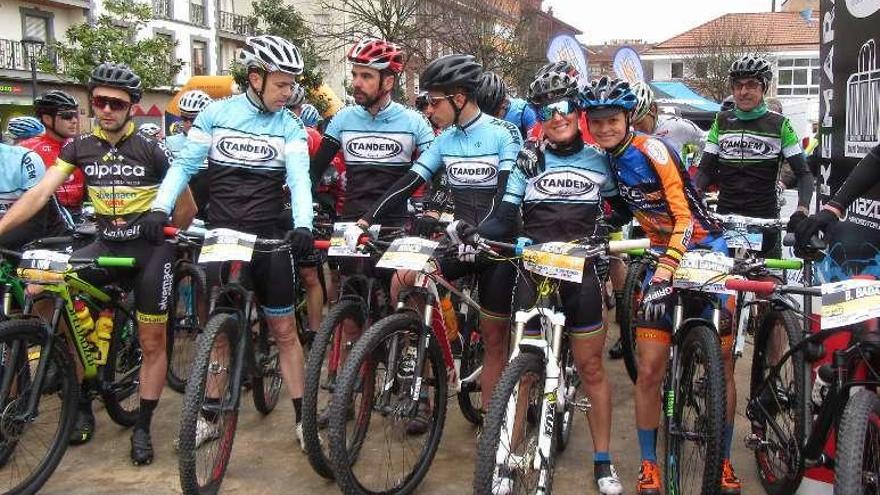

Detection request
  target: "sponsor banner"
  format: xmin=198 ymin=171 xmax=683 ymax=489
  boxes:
xmin=209 ymin=129 xmax=285 ymax=170
xmin=443 ymin=156 xmax=500 ymax=188
xmin=612 ymin=46 xmax=645 ymax=84
xmin=198 ymin=228 xmax=257 ymax=263
xmin=339 ymin=131 xmax=415 ymax=164
xmin=546 ymin=34 xmax=589 ymax=87
xmin=820 ymin=278 xmax=880 ymax=328
xmin=521 ymin=242 xmax=589 ymax=283
xmin=376 ymin=237 xmax=438 ymax=271
xmin=672 ymin=250 xmax=737 ymax=294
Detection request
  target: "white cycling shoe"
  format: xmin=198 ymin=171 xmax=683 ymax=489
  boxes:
xmin=595 ymin=463 xmax=623 ymax=495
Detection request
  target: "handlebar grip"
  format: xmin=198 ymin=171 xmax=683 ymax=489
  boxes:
xmin=314 ymin=239 xmax=330 ymax=250
xmin=163 ymin=226 xmax=180 ymax=237
xmin=764 ymin=258 xmax=803 ymax=270
xmin=94 ymin=256 xmax=137 ymax=268
xmin=609 ymin=238 xmax=651 ymax=253
xmin=725 ymin=278 xmax=776 ymax=295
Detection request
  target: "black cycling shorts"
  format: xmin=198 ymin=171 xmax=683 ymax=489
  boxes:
xmin=203 ymin=242 xmax=297 ymax=317
xmin=73 ymin=238 xmax=175 ymax=324
xmin=514 ymin=262 xmax=604 ymax=337
xmin=437 ymin=255 xmax=515 ymax=317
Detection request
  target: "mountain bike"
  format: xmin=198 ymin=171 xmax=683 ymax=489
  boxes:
xmin=166 ymin=223 xmax=207 ymax=393
xmin=175 ymin=227 xmax=330 ymax=495
xmin=327 ymin=230 xmax=498 ymax=494
xmin=0 ymin=247 xmax=139 ymax=495
xmin=473 ymin=235 xmax=648 ymax=495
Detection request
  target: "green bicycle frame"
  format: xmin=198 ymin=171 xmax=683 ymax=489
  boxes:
xmin=0 ymin=260 xmax=27 ymax=315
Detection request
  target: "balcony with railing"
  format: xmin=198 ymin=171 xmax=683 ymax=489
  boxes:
xmin=0 ymin=39 xmax=63 ymax=72
xmin=217 ymin=11 xmax=256 ymax=37
xmin=190 ymin=2 xmax=206 ymax=26
xmin=152 ymin=0 xmax=172 ymax=19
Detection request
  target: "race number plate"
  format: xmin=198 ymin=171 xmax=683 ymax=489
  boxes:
xmin=673 ymin=250 xmax=736 ymax=294
xmin=17 ymin=250 xmax=71 ymax=283
xmin=820 ymin=279 xmax=880 ymax=329
xmin=522 ymin=242 xmax=589 ymax=283
xmin=197 ymin=229 xmax=257 ymax=263
xmin=328 ymin=222 xmax=381 ymax=258
xmin=375 ymin=237 xmax=438 ymax=271
xmin=723 ymin=228 xmax=763 ymax=250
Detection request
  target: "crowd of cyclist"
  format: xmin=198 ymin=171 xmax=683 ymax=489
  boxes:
xmin=0 ymin=29 xmax=871 ymax=494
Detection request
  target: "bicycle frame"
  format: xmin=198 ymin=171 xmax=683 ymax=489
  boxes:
xmin=0 ymin=260 xmax=26 ymax=316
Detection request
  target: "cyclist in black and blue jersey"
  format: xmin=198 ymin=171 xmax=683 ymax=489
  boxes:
xmin=147 ymin=35 xmax=316 ymax=450
xmin=478 ymin=69 xmax=625 ymax=495
xmin=354 ymin=54 xmax=523 ymax=417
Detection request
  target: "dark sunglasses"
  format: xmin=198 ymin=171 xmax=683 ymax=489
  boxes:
xmin=425 ymin=94 xmax=452 ymax=107
xmin=536 ymin=100 xmax=579 ymax=122
xmin=56 ymin=110 xmax=79 ymax=120
xmin=91 ymin=95 xmax=131 ymax=112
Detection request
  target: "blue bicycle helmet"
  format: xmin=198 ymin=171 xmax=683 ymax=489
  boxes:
xmin=6 ymin=116 xmax=45 ymax=140
xmin=299 ymin=103 xmax=322 ymax=128
xmin=579 ymin=76 xmax=637 ymax=119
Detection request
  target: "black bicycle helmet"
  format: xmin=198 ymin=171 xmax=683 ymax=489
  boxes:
xmin=729 ymin=55 xmax=773 ymax=86
xmin=527 ymin=71 xmax=578 ymax=106
xmin=535 ymin=60 xmax=579 ymax=79
xmin=33 ymin=90 xmax=78 ymax=115
xmin=420 ymin=54 xmax=483 ymax=93
xmin=475 ymin=71 xmax=507 ymax=114
xmin=88 ymin=62 xmax=143 ymax=103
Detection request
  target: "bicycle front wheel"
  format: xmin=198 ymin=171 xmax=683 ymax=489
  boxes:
xmin=620 ymin=258 xmax=649 ymax=384
xmin=749 ymin=308 xmax=808 ymax=495
xmin=250 ymin=304 xmax=281 ymax=415
xmin=101 ymin=305 xmax=141 ymax=426
xmin=167 ymin=262 xmax=207 ymax=394
xmin=178 ymin=313 xmax=241 ymax=495
xmin=0 ymin=319 xmax=77 ymax=495
xmin=328 ymin=313 xmax=447 ymax=495
xmin=834 ymin=389 xmax=880 ymax=494
xmin=664 ymin=324 xmax=725 ymax=495
xmin=474 ymin=351 xmax=547 ymax=495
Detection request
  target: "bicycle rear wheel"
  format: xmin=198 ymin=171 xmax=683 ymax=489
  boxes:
xmin=101 ymin=305 xmax=141 ymax=427
xmin=835 ymin=389 xmax=880 ymax=494
xmin=620 ymin=258 xmax=649 ymax=384
xmin=250 ymin=304 xmax=281 ymax=415
xmin=302 ymin=298 xmax=366 ymax=479
xmin=663 ymin=324 xmax=725 ymax=495
xmin=749 ymin=308 xmax=808 ymax=495
xmin=0 ymin=319 xmax=77 ymax=495
xmin=329 ymin=312 xmax=447 ymax=495
xmin=178 ymin=313 xmax=241 ymax=495
xmin=167 ymin=262 xmax=206 ymax=394
xmin=473 ymin=351 xmax=547 ymax=495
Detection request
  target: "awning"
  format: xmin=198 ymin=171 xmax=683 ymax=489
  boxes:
xmin=649 ymin=81 xmax=720 ymax=113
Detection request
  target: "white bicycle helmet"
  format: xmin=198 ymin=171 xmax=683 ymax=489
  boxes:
xmin=237 ymin=35 xmax=304 ymax=75
xmin=631 ymin=81 xmax=655 ymax=123
xmin=178 ymin=90 xmax=213 ymax=117
xmin=138 ymin=122 xmax=161 ymax=137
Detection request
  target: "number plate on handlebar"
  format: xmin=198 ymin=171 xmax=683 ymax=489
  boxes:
xmin=197 ymin=229 xmax=257 ymax=264
xmin=673 ymin=250 xmax=737 ymax=294
xmin=722 ymin=228 xmax=763 ymax=250
xmin=820 ymin=279 xmax=880 ymax=329
xmin=375 ymin=237 xmax=438 ymax=271
xmin=522 ymin=242 xmax=589 ymax=283
xmin=17 ymin=250 xmax=71 ymax=282
xmin=329 ymin=222 xmax=381 ymax=258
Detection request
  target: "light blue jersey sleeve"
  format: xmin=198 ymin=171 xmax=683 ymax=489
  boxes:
xmin=411 ymin=129 xmax=448 ymax=181
xmin=23 ymin=150 xmax=45 ymax=189
xmin=520 ymin=104 xmax=538 ymax=134
xmin=323 ymin=107 xmax=345 ymax=142
xmin=414 ymin=115 xmax=435 ymax=153
xmin=283 ymin=118 xmax=314 ymax=230
xmin=151 ymin=107 xmax=215 ymax=213
xmin=498 ymin=121 xmax=524 ymax=172
xmin=501 ymin=159 xmax=527 ymax=205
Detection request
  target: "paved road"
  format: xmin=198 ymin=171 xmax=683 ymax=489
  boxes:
xmin=42 ymin=325 xmax=762 ymax=494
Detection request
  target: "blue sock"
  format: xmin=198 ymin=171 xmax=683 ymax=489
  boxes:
xmin=637 ymin=428 xmax=657 ymax=462
xmin=723 ymin=423 xmax=734 ymax=459
xmin=594 ymin=451 xmax=611 ymax=464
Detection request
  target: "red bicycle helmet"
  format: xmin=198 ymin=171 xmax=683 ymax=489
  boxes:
xmin=347 ymin=38 xmax=404 ymax=74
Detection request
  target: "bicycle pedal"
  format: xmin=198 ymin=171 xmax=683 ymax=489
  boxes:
xmin=743 ymin=433 xmax=769 ymax=451
xmin=208 ymin=362 xmax=228 ymax=375
xmin=573 ymin=398 xmax=591 ymax=413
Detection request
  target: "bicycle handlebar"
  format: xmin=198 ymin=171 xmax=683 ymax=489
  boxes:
xmin=714 ymin=213 xmax=786 ymax=228
xmin=724 ymin=278 xmax=821 ymax=297
xmin=163 ymin=226 xmax=332 ymax=250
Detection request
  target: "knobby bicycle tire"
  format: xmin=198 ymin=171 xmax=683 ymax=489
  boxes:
xmin=250 ymin=303 xmax=281 ymax=415
xmin=167 ymin=262 xmax=207 ymax=394
xmin=0 ymin=319 xmax=77 ymax=495
xmin=178 ymin=313 xmax=241 ymax=495
xmin=555 ymin=342 xmax=579 ymax=453
xmin=620 ymin=258 xmax=649 ymax=384
xmin=473 ymin=351 xmax=547 ymax=495
xmin=101 ymin=305 xmax=141 ymax=427
xmin=302 ymin=299 xmax=365 ymax=479
xmin=664 ymin=324 xmax=725 ymax=495
xmin=329 ymin=312 xmax=447 ymax=495
xmin=749 ymin=308 xmax=808 ymax=495
xmin=834 ymin=389 xmax=880 ymax=494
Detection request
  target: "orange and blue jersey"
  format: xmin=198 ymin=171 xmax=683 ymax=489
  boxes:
xmin=609 ymin=132 xmax=720 ymax=274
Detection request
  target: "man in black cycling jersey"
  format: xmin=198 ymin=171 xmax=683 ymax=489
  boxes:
xmin=697 ymin=55 xmax=814 ymax=258
xmin=0 ymin=62 xmax=196 ymax=465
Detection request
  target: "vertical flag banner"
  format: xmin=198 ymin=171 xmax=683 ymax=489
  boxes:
xmin=612 ymin=46 xmax=645 ymax=84
xmin=547 ymin=34 xmax=589 ymax=87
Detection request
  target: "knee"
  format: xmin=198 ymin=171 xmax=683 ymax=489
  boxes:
xmin=270 ymin=322 xmax=301 ymax=348
xmin=300 ymin=267 xmax=320 ymax=288
xmin=138 ymin=328 xmax=166 ymax=356
xmin=635 ymin=358 xmax=664 ymax=391
xmin=481 ymin=327 xmax=509 ymax=352
xmin=575 ymin=352 xmax=605 ymax=387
